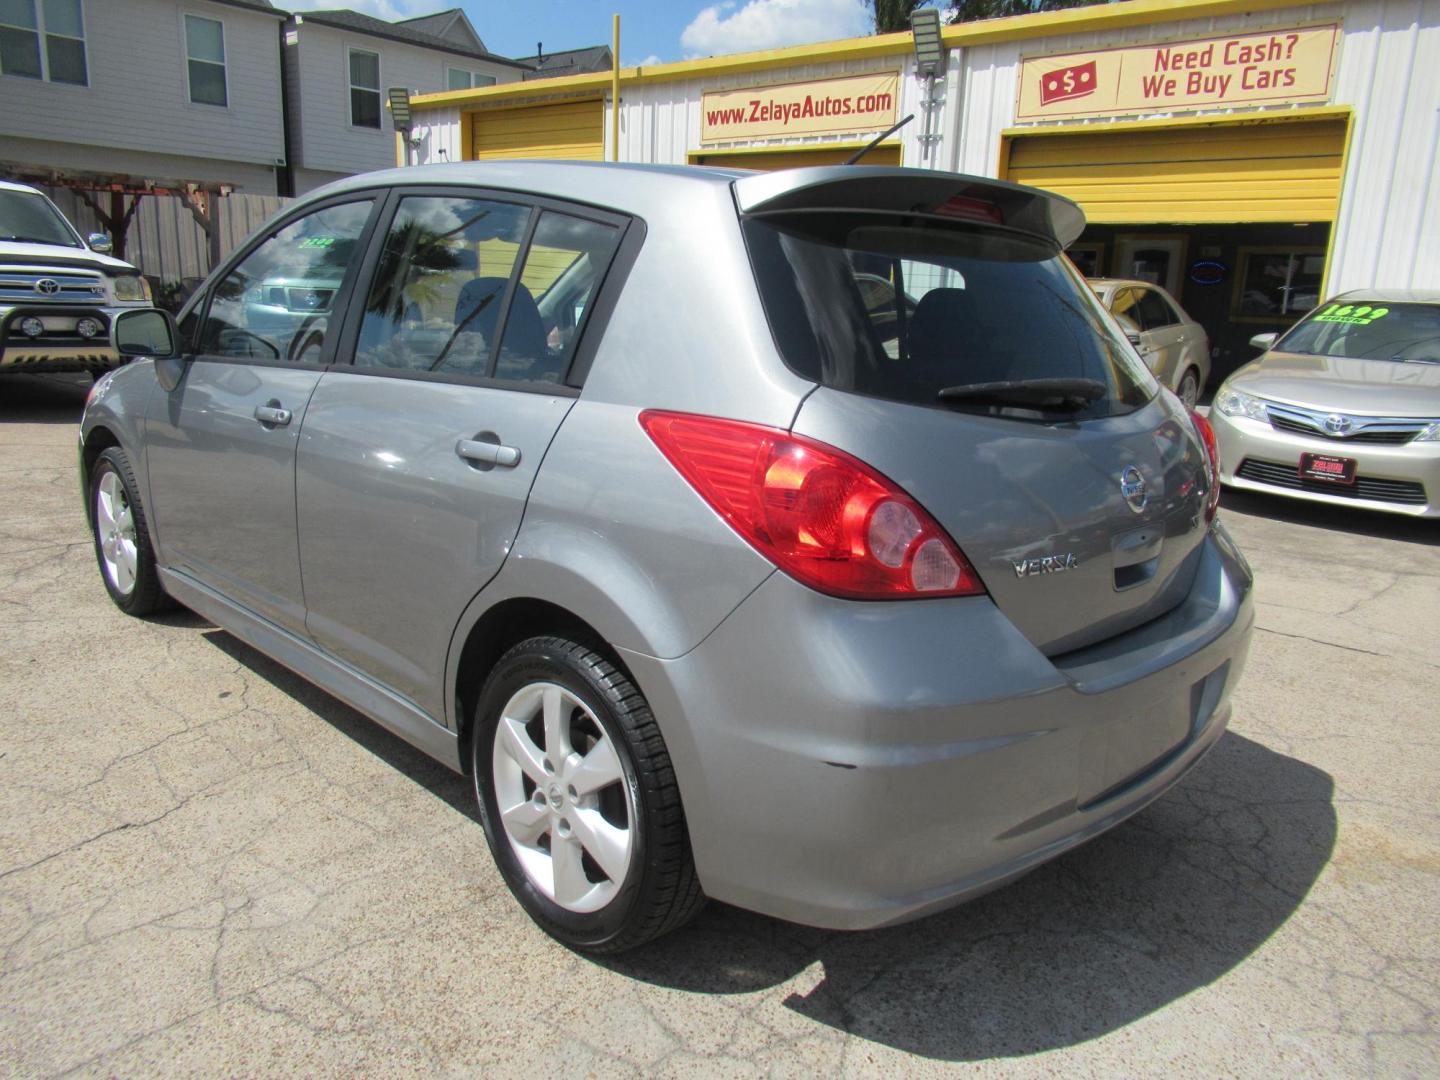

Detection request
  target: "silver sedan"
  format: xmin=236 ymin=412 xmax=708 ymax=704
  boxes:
xmin=1210 ymin=290 xmax=1440 ymax=517
xmin=1090 ymin=277 xmax=1211 ymax=409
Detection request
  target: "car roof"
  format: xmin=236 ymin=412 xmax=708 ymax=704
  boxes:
xmin=0 ymin=179 xmax=43 ymax=195
xmin=298 ymin=161 xmax=1087 ymax=248
xmin=303 ymin=161 xmax=749 ymax=215
xmin=1088 ymin=277 xmax=1169 ymax=293
xmin=1327 ymin=289 xmax=1440 ymax=304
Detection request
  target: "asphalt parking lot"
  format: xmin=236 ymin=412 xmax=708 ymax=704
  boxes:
xmin=1 ymin=372 xmax=1437 ymax=1078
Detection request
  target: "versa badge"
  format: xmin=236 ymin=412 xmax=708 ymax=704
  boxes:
xmin=1011 ymin=552 xmax=1079 ymax=578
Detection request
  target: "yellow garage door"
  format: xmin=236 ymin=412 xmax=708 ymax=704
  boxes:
xmin=1005 ymin=118 xmax=1346 ymax=224
xmin=469 ymin=99 xmax=604 ymax=161
xmin=692 ymin=144 xmax=901 ymax=171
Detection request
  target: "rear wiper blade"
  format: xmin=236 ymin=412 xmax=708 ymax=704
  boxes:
xmin=937 ymin=378 xmax=1106 ymax=409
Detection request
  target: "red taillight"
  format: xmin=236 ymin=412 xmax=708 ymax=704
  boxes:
xmin=639 ymin=411 xmax=986 ymax=600
xmin=1190 ymin=409 xmax=1221 ymax=522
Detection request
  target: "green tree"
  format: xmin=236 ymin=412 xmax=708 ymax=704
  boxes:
xmin=873 ymin=0 xmax=932 ymax=34
xmin=947 ymin=0 xmax=1107 ymax=23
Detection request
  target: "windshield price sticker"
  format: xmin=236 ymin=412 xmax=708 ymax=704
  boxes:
xmin=1313 ymin=303 xmax=1390 ymax=326
xmin=300 ymin=237 xmax=337 ymax=249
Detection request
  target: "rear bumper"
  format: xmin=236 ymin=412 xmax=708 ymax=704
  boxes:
xmin=1211 ymin=407 xmax=1439 ymax=517
xmin=621 ymin=523 xmax=1254 ymax=930
xmin=0 ymin=304 xmax=123 ymax=373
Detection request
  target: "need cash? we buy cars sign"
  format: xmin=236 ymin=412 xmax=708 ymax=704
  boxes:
xmin=701 ymin=72 xmax=899 ymax=145
xmin=1016 ymin=25 xmax=1340 ymax=121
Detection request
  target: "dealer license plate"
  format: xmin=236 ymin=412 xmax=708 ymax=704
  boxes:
xmin=1299 ymin=452 xmax=1356 ymax=485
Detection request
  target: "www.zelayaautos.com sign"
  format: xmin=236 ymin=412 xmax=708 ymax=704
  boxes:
xmin=700 ymin=72 xmax=899 ymax=145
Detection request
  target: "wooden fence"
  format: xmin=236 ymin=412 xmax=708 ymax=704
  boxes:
xmin=39 ymin=186 xmax=290 ymax=306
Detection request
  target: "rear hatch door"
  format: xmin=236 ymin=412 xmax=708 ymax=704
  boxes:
xmin=737 ymin=168 xmax=1214 ymax=655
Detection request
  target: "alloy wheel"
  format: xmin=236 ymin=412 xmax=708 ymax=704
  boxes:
xmin=491 ymin=681 xmax=636 ymax=913
xmin=96 ymin=470 xmax=138 ymax=597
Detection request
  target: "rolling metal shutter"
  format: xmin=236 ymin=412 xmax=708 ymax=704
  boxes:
xmin=692 ymin=144 xmax=902 ymax=170
xmin=1004 ymin=118 xmax=1346 ymax=224
xmin=469 ymin=99 xmax=604 ymax=161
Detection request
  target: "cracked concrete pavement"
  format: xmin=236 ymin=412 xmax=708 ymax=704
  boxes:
xmin=1 ymin=372 xmax=1437 ymax=1077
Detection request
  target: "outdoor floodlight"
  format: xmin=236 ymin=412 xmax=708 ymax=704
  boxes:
xmin=911 ymin=8 xmax=945 ymax=78
xmin=388 ymin=87 xmax=412 ymax=132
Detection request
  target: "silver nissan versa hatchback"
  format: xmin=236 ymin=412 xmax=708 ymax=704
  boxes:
xmin=81 ymin=162 xmax=1254 ymax=953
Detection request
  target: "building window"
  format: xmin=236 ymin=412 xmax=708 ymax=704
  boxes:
xmin=349 ymin=48 xmax=381 ymax=129
xmin=446 ymin=66 xmax=496 ymax=91
xmin=184 ymin=14 xmax=226 ymax=106
xmin=1234 ymin=248 xmax=1326 ymax=321
xmin=0 ymin=0 xmax=88 ymax=85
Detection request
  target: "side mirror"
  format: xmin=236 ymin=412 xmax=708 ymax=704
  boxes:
xmin=1249 ymin=331 xmax=1278 ymax=352
xmin=113 ymin=308 xmax=178 ymax=357
xmin=87 ymin=232 xmax=113 ymax=254
xmin=112 ymin=309 xmax=187 ymax=391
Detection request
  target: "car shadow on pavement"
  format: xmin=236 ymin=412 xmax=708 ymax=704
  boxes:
xmin=0 ymin=373 xmax=93 ymax=424
xmin=197 ymin=626 xmax=1335 ymax=1062
xmin=1222 ymin=489 xmax=1438 ymax=545
xmin=200 ymin=628 xmax=480 ymax=822
xmin=602 ymin=731 xmax=1337 ymax=1061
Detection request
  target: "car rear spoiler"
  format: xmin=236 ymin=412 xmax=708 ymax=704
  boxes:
xmin=732 ymin=166 xmax=1086 ymax=250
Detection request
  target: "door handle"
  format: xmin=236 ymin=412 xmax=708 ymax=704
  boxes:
xmin=254 ymin=405 xmax=292 ymax=427
xmin=456 ymin=437 xmax=521 ymax=469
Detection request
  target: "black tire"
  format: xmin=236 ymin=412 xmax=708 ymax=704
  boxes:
xmin=89 ymin=446 xmax=168 ymax=616
xmin=472 ymin=636 xmax=704 ymax=953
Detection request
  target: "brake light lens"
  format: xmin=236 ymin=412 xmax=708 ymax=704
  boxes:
xmin=639 ymin=410 xmax=986 ymax=600
xmin=1190 ymin=409 xmax=1221 ymax=522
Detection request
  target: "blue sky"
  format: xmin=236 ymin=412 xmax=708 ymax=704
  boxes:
xmin=285 ymin=1 xmax=882 ymax=66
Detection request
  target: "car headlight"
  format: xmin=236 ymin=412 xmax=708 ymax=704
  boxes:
xmin=1415 ymin=421 xmax=1440 ymax=443
xmin=1214 ymin=385 xmax=1270 ymax=422
xmin=112 ymin=274 xmax=150 ymax=302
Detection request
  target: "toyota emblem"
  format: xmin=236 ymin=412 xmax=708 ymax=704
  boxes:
xmin=1119 ymin=466 xmax=1148 ymax=514
xmin=34 ymin=278 xmax=60 ymax=295
xmin=1324 ymin=413 xmax=1352 ymax=435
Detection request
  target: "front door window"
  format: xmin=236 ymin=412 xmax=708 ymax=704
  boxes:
xmin=200 ymin=200 xmax=373 ymax=364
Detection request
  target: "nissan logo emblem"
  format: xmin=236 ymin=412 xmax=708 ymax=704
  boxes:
xmin=1119 ymin=466 xmax=1148 ymax=514
xmin=34 ymin=278 xmax=60 ymax=295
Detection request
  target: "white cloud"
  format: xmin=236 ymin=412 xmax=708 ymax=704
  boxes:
xmin=627 ymin=54 xmax=665 ymax=68
xmin=680 ymin=0 xmax=871 ymax=57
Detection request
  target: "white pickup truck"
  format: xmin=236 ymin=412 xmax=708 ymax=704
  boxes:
xmin=1 ymin=179 xmax=155 ymax=379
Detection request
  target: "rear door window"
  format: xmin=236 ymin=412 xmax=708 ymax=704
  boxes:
xmin=1134 ymin=287 xmax=1178 ymax=330
xmin=743 ymin=211 xmax=1155 ymax=419
xmin=355 ymin=195 xmax=533 ymax=377
xmin=354 ymin=196 xmax=623 ymax=386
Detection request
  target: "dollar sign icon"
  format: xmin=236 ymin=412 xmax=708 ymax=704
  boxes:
xmin=1062 ymin=69 xmax=1076 ymax=94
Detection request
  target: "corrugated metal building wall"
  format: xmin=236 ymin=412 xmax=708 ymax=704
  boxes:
xmin=407 ymin=0 xmax=1438 ymax=293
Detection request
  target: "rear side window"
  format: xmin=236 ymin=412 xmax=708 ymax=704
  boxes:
xmin=743 ymin=212 xmax=1155 ymax=419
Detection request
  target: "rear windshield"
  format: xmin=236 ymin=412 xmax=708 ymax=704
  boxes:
xmin=743 ymin=211 xmax=1155 ymax=420
xmin=1276 ymin=301 xmax=1440 ymax=364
